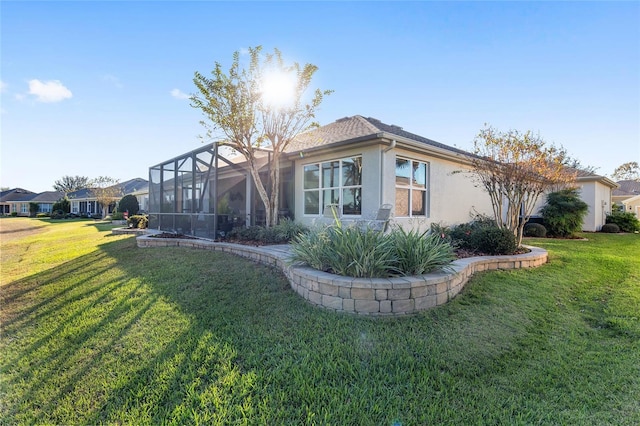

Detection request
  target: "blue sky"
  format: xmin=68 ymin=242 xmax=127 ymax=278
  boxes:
xmin=2 ymin=1 xmax=639 ymax=193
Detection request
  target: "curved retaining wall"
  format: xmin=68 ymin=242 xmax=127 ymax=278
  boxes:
xmin=136 ymin=235 xmax=547 ymax=316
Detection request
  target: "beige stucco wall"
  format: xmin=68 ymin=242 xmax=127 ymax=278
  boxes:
xmin=292 ymin=144 xmax=494 ymax=231
xmin=577 ymin=181 xmax=611 ymax=232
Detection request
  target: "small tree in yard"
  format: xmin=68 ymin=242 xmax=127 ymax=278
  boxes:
xmin=191 ymin=46 xmax=332 ymax=227
xmin=540 ymin=189 xmax=589 ymax=237
xmin=118 ymin=194 xmax=139 ymax=216
xmin=471 ymin=125 xmax=576 ymax=246
xmin=29 ymin=202 xmax=39 ymax=217
xmin=90 ymin=176 xmax=121 ymax=218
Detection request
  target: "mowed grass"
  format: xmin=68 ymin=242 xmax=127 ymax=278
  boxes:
xmin=1 ymin=218 xmax=638 ymax=425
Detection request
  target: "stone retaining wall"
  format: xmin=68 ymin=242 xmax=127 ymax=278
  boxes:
xmin=136 ymin=235 xmax=547 ymax=316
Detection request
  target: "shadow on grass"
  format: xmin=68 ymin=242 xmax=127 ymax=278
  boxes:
xmin=2 ymin=233 xmax=639 ymax=424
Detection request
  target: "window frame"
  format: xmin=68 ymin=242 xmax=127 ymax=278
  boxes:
xmin=395 ymin=156 xmax=430 ymax=218
xmin=303 ymin=156 xmax=363 ymax=217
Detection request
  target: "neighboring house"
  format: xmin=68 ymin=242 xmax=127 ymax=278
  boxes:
xmin=147 ymin=115 xmax=618 ymax=238
xmin=0 ymin=188 xmax=35 ymax=215
xmin=0 ymin=188 xmax=64 ymax=216
xmin=573 ymin=170 xmax=618 ymax=231
xmin=68 ymin=178 xmax=149 ymax=216
xmin=613 ymin=179 xmax=640 ymax=219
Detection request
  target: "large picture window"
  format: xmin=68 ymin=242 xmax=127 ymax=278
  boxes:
xmin=395 ymin=158 xmax=429 ymax=217
xmin=303 ymin=156 xmax=362 ymax=216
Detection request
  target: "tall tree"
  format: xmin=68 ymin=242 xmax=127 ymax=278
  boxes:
xmin=90 ymin=176 xmax=121 ymax=218
xmin=53 ymin=175 xmax=89 ymax=194
xmin=471 ymin=125 xmax=576 ymax=246
xmin=191 ymin=46 xmax=332 ymax=227
xmin=611 ymin=161 xmax=640 ymax=181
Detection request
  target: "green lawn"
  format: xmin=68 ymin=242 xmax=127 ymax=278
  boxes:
xmin=1 ymin=218 xmax=638 ymax=425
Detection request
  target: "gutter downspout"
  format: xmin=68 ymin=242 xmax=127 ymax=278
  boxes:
xmin=380 ymin=140 xmax=397 ymax=205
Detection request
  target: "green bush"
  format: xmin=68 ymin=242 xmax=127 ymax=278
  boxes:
xmin=52 ymin=198 xmax=70 ymax=214
xmin=111 ymin=212 xmax=125 ymax=220
xmin=523 ymin=222 xmax=547 ymax=238
xmin=227 ymin=219 xmax=308 ymax=244
xmin=391 ymin=227 xmax=455 ymax=276
xmin=469 ymin=227 xmax=517 ymax=255
xmin=10 ymin=212 xmax=18 ymax=217
xmin=450 ymin=216 xmax=503 ymax=252
xmin=51 ymin=210 xmax=66 ymax=219
xmin=600 ymin=223 xmax=620 ymax=233
xmin=36 ymin=212 xmax=50 ymax=218
xmin=128 ymin=215 xmax=148 ymax=229
xmin=118 ymin=194 xmax=140 ymax=216
xmin=606 ymin=211 xmax=640 ymax=233
xmin=290 ymin=224 xmax=398 ymax=278
xmin=540 ymin=189 xmax=589 ymax=237
xmin=290 ymin=223 xmax=455 ymax=278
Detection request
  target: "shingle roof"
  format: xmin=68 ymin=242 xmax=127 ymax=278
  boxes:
xmin=286 ymin=115 xmax=471 ymax=156
xmin=0 ymin=188 xmax=36 ymax=202
xmin=27 ymin=191 xmax=65 ymax=203
xmin=613 ymin=179 xmax=640 ymax=196
xmin=68 ymin=178 xmax=148 ymax=199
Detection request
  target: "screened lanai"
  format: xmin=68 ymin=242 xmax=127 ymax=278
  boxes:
xmin=148 ymin=143 xmax=293 ymax=239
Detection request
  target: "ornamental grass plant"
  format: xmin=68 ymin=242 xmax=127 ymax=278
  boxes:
xmin=289 ymin=222 xmax=456 ymax=278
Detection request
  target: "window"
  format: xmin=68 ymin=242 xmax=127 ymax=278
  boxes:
xmin=303 ymin=156 xmax=362 ymax=216
xmin=395 ymin=158 xmax=429 ymax=217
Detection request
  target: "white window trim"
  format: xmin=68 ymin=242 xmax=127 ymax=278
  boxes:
xmin=395 ymin=157 xmax=430 ymax=218
xmin=303 ymin=156 xmax=363 ymax=217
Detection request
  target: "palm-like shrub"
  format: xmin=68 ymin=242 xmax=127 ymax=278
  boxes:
xmin=541 ymin=189 xmax=588 ymax=237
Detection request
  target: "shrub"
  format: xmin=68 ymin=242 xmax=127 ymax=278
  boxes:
xmin=118 ymin=194 xmax=140 ymax=216
xmin=606 ymin=211 xmax=640 ymax=233
xmin=51 ymin=210 xmax=66 ymax=219
xmin=10 ymin=212 xmax=18 ymax=217
xmin=523 ymin=222 xmax=547 ymax=238
xmin=600 ymin=223 xmax=620 ymax=233
xmin=540 ymin=189 xmax=589 ymax=238
xmin=290 ymin=224 xmax=456 ymax=278
xmin=128 ymin=215 xmax=148 ymax=229
xmin=391 ymin=227 xmax=455 ymax=276
xmin=111 ymin=212 xmax=125 ymax=220
xmin=469 ymin=227 xmax=517 ymax=255
xmin=52 ymin=198 xmax=70 ymax=214
xmin=290 ymin=224 xmax=398 ymax=278
xmin=450 ymin=216 xmax=499 ymax=251
xmin=36 ymin=212 xmax=50 ymax=218
xmin=227 ymin=219 xmax=308 ymax=244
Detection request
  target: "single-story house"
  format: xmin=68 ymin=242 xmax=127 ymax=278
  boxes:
xmin=613 ymin=179 xmax=640 ymax=219
xmin=0 ymin=188 xmax=64 ymax=216
xmin=68 ymin=177 xmax=149 ymax=216
xmin=1 ymin=188 xmax=36 ymax=215
xmin=148 ymin=115 xmax=617 ymax=237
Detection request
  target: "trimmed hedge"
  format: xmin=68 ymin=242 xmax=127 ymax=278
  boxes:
xmin=523 ymin=222 xmax=547 ymax=238
xmin=600 ymin=223 xmax=620 ymax=233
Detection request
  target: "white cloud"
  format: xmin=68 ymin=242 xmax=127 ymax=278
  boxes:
xmin=28 ymin=79 xmax=73 ymax=103
xmin=170 ymin=88 xmax=189 ymax=100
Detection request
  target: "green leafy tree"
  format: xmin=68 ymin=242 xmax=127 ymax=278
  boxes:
xmin=470 ymin=125 xmax=576 ymax=246
xmin=191 ymin=46 xmax=332 ymax=227
xmin=53 ymin=175 xmax=89 ymax=194
xmin=540 ymin=188 xmax=589 ymax=237
xmin=118 ymin=194 xmax=139 ymax=215
xmin=90 ymin=176 xmax=121 ymax=218
xmin=52 ymin=197 xmax=70 ymax=214
xmin=29 ymin=202 xmax=39 ymax=217
xmin=611 ymin=161 xmax=640 ymax=181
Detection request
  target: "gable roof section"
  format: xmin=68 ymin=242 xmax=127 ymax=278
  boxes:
xmin=0 ymin=188 xmax=36 ymax=202
xmin=68 ymin=178 xmax=149 ymax=199
xmin=28 ymin=191 xmax=65 ymax=203
xmin=287 ymin=115 xmax=472 ymax=158
xmin=613 ymin=179 xmax=640 ymax=196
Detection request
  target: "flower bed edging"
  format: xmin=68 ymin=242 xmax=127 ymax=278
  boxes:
xmin=136 ymin=235 xmax=547 ymax=316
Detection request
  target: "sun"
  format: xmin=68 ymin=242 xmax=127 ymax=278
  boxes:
xmin=260 ymin=70 xmax=297 ymax=109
